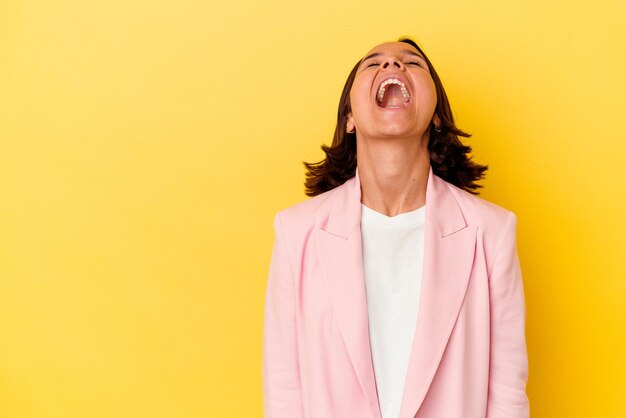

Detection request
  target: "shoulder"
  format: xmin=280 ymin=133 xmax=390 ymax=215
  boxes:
xmin=442 ymin=178 xmax=519 ymax=253
xmin=272 ymin=182 xmax=343 ymax=239
xmin=445 ymin=179 xmax=516 ymax=227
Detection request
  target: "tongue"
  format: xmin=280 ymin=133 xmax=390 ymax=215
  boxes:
xmin=380 ymin=84 xmax=405 ymax=108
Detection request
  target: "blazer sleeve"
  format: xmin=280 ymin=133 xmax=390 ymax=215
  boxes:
xmin=486 ymin=211 xmax=530 ymax=418
xmin=262 ymin=211 xmax=305 ymax=418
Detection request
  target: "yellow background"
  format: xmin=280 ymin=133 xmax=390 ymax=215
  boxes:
xmin=1 ymin=0 xmax=624 ymax=416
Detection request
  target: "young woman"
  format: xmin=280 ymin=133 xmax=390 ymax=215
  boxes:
xmin=262 ymin=37 xmax=529 ymax=418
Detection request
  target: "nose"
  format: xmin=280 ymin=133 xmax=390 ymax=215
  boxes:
xmin=381 ymin=55 xmax=404 ymax=70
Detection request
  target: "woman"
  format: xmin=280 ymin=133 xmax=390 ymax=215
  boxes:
xmin=262 ymin=37 xmax=529 ymax=418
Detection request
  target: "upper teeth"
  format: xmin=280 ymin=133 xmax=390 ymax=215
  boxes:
xmin=377 ymin=78 xmax=411 ymax=103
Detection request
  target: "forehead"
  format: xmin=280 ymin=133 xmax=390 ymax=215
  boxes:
xmin=362 ymin=41 xmax=420 ymax=57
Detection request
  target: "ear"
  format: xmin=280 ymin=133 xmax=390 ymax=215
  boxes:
xmin=432 ymin=113 xmax=441 ymax=126
xmin=346 ymin=113 xmax=355 ymax=133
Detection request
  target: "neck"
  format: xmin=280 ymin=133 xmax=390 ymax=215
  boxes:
xmin=356 ymin=134 xmax=430 ymax=217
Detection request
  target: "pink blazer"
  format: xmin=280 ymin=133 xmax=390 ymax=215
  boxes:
xmin=262 ymin=165 xmax=529 ymax=418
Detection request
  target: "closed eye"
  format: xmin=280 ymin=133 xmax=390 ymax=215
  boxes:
xmin=367 ymin=62 xmax=379 ymax=68
xmin=407 ymin=61 xmax=421 ymax=66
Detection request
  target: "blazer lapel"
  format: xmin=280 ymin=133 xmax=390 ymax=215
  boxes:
xmin=315 ymin=166 xmax=381 ymax=418
xmin=398 ymin=167 xmax=477 ymax=418
xmin=315 ymin=165 xmax=477 ymax=418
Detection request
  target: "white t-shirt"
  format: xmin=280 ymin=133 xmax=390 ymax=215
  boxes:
xmin=360 ymin=202 xmax=426 ymax=418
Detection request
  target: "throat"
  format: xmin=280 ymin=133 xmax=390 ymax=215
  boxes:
xmin=379 ymin=84 xmax=406 ymax=108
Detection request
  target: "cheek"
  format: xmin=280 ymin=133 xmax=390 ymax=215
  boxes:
xmin=423 ymin=78 xmax=437 ymax=103
xmin=351 ymin=76 xmax=373 ymax=100
xmin=350 ymin=88 xmax=363 ymax=102
xmin=349 ymin=84 xmax=372 ymax=115
xmin=412 ymin=80 xmax=437 ymax=112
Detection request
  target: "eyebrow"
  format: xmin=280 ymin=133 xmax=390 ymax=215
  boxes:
xmin=361 ymin=50 xmax=426 ymax=64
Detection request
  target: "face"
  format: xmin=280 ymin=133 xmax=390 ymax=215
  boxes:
xmin=347 ymin=42 xmax=439 ymax=140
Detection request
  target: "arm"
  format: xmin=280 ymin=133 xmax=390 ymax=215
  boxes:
xmin=262 ymin=212 xmax=305 ymax=417
xmin=486 ymin=211 xmax=530 ymax=418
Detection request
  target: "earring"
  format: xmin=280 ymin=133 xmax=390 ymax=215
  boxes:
xmin=434 ymin=124 xmax=442 ymax=133
xmin=347 ymin=128 xmax=355 ymax=134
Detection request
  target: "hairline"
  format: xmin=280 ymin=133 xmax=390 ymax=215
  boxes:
xmin=359 ymin=49 xmax=426 ymax=68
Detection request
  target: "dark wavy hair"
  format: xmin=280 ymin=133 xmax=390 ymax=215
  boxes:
xmin=303 ymin=37 xmax=488 ymax=196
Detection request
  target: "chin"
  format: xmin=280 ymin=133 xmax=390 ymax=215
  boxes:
xmin=377 ymin=124 xmax=418 ymax=137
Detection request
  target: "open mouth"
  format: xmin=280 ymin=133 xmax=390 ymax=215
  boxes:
xmin=376 ymin=78 xmax=411 ymax=108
